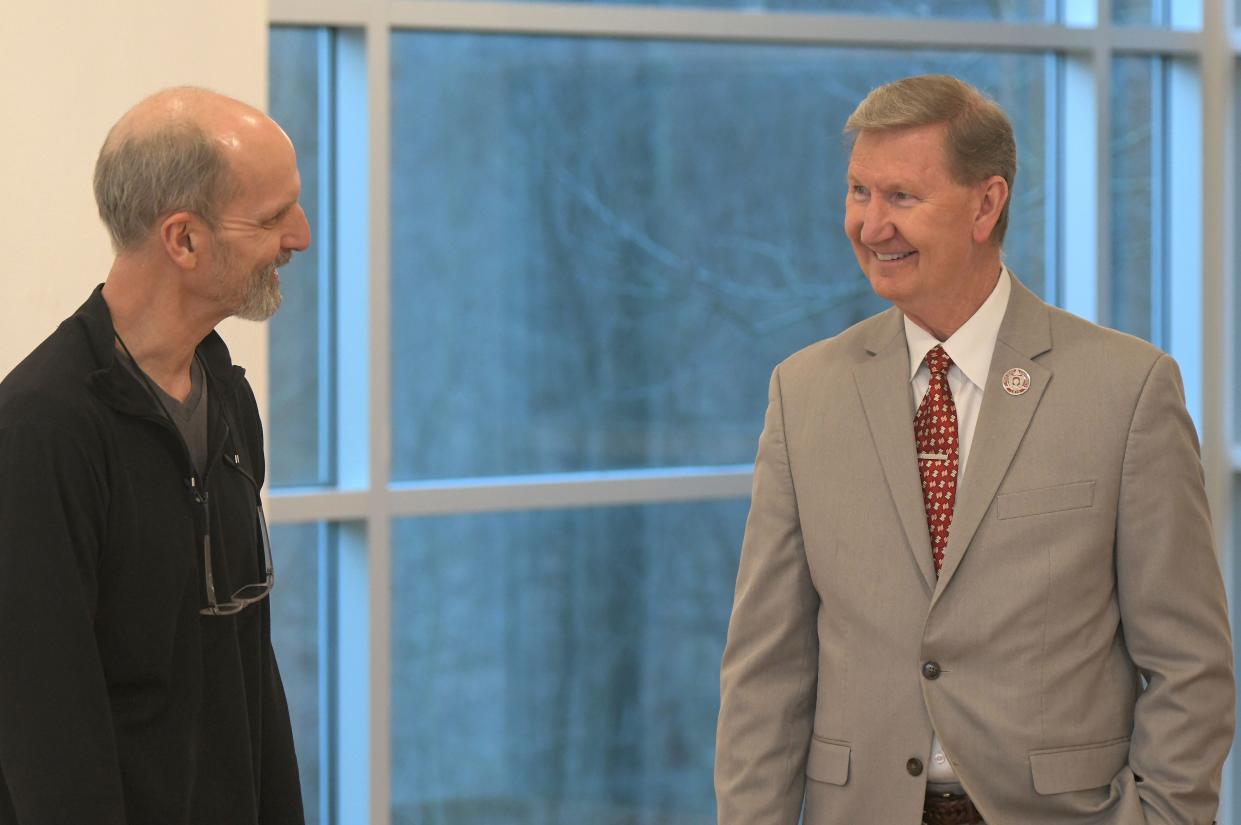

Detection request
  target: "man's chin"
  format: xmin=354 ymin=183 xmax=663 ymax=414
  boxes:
xmin=234 ymin=285 xmax=282 ymax=322
xmin=864 ymin=269 xmax=911 ymax=304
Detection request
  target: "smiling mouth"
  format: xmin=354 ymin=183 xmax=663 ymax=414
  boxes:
xmin=875 ymin=251 xmax=916 ymax=262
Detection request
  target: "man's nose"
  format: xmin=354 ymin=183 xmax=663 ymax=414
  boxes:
xmin=285 ymin=204 xmax=312 ymax=252
xmin=858 ymin=201 xmax=894 ymax=246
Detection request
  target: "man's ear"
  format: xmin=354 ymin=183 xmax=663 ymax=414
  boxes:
xmin=973 ymin=176 xmax=1009 ymax=244
xmin=159 ymin=211 xmax=200 ymax=270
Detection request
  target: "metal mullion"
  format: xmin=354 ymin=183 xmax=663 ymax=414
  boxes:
xmin=1092 ymin=0 xmax=1111 ymax=327
xmin=1095 ymin=42 xmax=1113 ymax=327
xmin=317 ymin=521 xmax=338 ymax=825
xmin=386 ymin=3 xmax=1102 ymax=49
xmin=273 ymin=0 xmax=1207 ymax=49
xmin=385 ymin=465 xmax=755 ymax=517
xmin=269 ymin=489 xmax=373 ymax=522
xmin=1105 ymin=28 xmax=1200 ymax=55
xmin=1200 ymin=2 xmax=1234 ymax=820
xmin=270 ymin=465 xmax=756 ymax=522
xmin=317 ymin=28 xmax=338 ymax=488
xmin=1106 ymin=30 xmax=1201 ymax=54
xmin=1152 ymin=56 xmax=1167 ymax=350
xmin=271 ymin=0 xmax=373 ymax=26
xmin=1044 ymin=52 xmax=1061 ymax=307
xmin=363 ymin=5 xmax=393 ymax=825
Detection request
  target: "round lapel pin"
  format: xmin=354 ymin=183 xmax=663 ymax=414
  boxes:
xmin=1001 ymin=367 xmax=1031 ymax=396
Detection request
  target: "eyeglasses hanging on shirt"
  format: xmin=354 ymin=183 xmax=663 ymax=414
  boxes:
xmin=114 ymin=331 xmax=274 ymax=617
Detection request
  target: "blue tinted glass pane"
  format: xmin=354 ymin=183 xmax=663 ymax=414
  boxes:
xmin=269 ymin=27 xmax=331 ymax=487
xmin=390 ymin=35 xmax=1049 ymax=480
xmin=269 ymin=522 xmax=322 ymax=825
xmin=1113 ymin=0 xmax=1165 ymax=24
xmin=391 ymin=499 xmax=749 ymax=824
xmin=1109 ymin=57 xmax=1161 ymax=345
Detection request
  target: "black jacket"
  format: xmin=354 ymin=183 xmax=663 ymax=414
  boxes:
xmin=0 ymin=287 xmax=303 ymax=825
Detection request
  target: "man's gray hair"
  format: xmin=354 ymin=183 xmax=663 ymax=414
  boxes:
xmin=845 ymin=74 xmax=1017 ymax=245
xmin=93 ymin=119 xmax=237 ymax=252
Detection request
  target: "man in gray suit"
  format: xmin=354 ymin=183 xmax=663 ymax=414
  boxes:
xmin=714 ymin=74 xmax=1233 ymax=825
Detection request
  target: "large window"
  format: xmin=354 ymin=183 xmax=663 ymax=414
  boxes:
xmin=266 ymin=2 xmax=1235 ymax=823
xmin=388 ymin=36 xmax=1048 ymax=479
xmin=391 ymin=501 xmax=746 ymax=823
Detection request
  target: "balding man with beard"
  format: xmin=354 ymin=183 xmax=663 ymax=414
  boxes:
xmin=0 ymin=87 xmax=311 ymax=824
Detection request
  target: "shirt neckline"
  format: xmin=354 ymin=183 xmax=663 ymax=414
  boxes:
xmin=904 ymin=267 xmax=1012 ymax=391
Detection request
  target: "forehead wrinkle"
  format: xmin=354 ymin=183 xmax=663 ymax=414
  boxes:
xmin=220 ymin=153 xmax=302 ymax=221
xmin=849 ymin=147 xmax=952 ymax=194
xmin=850 ymin=125 xmax=953 ymax=172
xmin=263 ymin=195 xmax=300 ymax=221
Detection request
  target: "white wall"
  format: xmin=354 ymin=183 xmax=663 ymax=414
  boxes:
xmin=0 ymin=0 xmax=270 ymax=415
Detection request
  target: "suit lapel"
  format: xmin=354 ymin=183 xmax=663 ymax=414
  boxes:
xmin=853 ymin=311 xmax=937 ymax=594
xmin=932 ymin=278 xmax=1053 ymax=602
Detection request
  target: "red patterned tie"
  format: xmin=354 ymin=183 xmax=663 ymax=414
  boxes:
xmin=915 ymin=345 xmax=959 ymax=576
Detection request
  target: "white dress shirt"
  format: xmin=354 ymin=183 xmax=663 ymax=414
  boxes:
xmin=903 ymin=267 xmax=1012 ymax=785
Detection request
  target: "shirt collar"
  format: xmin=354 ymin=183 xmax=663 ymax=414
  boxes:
xmin=80 ymin=284 xmax=247 ymax=416
xmin=904 ymin=266 xmax=1012 ymax=390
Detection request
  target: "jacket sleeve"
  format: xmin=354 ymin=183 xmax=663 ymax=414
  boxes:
xmin=258 ymin=633 xmax=306 ymax=824
xmin=1114 ymin=355 xmax=1234 ymax=824
xmin=0 ymin=421 xmax=128 ymax=824
xmin=715 ymin=366 xmax=820 ymax=825
xmin=238 ymin=379 xmax=306 ymax=823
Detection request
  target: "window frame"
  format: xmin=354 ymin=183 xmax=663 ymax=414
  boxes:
xmin=264 ymin=2 xmax=1238 ymax=823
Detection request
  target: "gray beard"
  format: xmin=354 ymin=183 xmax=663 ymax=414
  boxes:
xmin=213 ymin=243 xmax=286 ymax=322
xmin=233 ymin=262 xmax=283 ymax=321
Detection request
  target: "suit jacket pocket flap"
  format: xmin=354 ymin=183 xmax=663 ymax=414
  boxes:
xmin=998 ymin=480 xmax=1095 ymax=520
xmin=1029 ymin=737 xmax=1129 ymax=795
xmin=806 ymin=737 xmax=850 ymax=786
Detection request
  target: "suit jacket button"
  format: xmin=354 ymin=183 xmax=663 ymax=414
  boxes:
xmin=906 ymin=757 xmax=924 ymax=776
xmin=922 ymin=661 xmax=941 ymax=680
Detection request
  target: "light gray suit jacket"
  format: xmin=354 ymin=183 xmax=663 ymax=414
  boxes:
xmin=715 ymin=277 xmax=1234 ymax=824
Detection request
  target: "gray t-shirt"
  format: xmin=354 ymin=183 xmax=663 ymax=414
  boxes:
xmin=117 ymin=351 xmax=209 ymax=477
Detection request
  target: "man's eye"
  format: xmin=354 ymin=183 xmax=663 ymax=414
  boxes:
xmin=850 ymin=185 xmax=868 ymax=199
xmin=893 ymin=191 xmax=917 ymax=203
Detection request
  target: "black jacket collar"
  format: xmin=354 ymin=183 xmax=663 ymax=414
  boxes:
xmin=77 ymin=285 xmax=247 ymax=416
